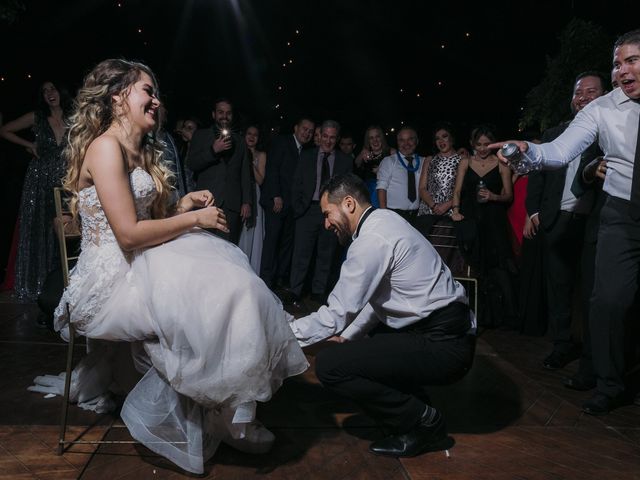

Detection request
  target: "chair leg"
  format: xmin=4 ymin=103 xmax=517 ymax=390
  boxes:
xmin=57 ymin=314 xmax=75 ymax=455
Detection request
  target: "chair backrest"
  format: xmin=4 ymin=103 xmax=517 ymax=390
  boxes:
xmin=53 ymin=187 xmax=81 ymax=287
xmin=426 ymin=217 xmax=470 ymax=277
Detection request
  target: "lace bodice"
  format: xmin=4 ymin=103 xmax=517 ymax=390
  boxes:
xmin=78 ymin=168 xmax=157 ymax=249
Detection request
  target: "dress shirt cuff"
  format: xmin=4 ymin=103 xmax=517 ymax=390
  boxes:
xmin=524 ymin=142 xmax=544 ymax=171
xmin=287 ymin=317 xmax=307 ymax=346
xmin=288 ymin=312 xmax=334 ymax=348
xmin=527 ymin=141 xmax=572 ymax=170
xmin=529 ymin=212 xmax=539 ymax=220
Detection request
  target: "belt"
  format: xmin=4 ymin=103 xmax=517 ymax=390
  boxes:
xmin=559 ymin=210 xmax=587 ymax=220
xmin=400 ymin=301 xmax=471 ymax=340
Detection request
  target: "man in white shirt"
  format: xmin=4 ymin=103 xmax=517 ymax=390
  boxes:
xmin=289 ymin=173 xmax=475 ymax=457
xmin=493 ymin=29 xmax=640 ymax=415
xmin=376 ymin=127 xmax=423 ymax=226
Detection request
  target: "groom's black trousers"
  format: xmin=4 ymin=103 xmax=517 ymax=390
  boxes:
xmin=315 ymin=302 xmax=475 ymax=433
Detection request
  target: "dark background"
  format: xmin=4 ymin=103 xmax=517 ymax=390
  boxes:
xmin=0 ymin=0 xmax=638 ymax=283
xmin=1 ymin=0 xmax=638 ymax=143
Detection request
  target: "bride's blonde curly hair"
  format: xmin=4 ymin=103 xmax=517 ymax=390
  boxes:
xmin=63 ymin=59 xmax=173 ymax=219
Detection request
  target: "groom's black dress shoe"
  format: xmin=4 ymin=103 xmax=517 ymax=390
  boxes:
xmin=369 ymin=412 xmax=447 ymax=457
xmin=582 ymin=392 xmax=619 ymax=416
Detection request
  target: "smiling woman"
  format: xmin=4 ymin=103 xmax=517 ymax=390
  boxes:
xmin=0 ymin=79 xmax=72 ymax=302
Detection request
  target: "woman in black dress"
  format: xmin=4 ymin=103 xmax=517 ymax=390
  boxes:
xmin=451 ymin=125 xmax=516 ymax=327
xmin=0 ymin=81 xmax=72 ymax=300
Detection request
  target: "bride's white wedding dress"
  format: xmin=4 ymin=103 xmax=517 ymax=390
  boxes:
xmin=50 ymin=167 xmax=308 ymax=473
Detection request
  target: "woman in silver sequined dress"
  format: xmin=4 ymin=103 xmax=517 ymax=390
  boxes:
xmin=0 ymin=81 xmax=71 ymax=300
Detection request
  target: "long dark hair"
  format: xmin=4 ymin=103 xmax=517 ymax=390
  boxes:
xmin=36 ymin=80 xmax=72 ymax=117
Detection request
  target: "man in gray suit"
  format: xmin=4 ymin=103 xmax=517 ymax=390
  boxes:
xmin=288 ymin=120 xmax=353 ymax=304
xmin=186 ymin=98 xmax=251 ymax=244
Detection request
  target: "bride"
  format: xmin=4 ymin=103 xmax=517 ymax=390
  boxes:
xmin=49 ymin=59 xmax=308 ymax=474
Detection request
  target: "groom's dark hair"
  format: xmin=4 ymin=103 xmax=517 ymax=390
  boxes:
xmin=320 ymin=173 xmax=371 ymax=206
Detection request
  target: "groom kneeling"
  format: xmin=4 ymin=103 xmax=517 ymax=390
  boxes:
xmin=289 ymin=173 xmax=475 ymax=457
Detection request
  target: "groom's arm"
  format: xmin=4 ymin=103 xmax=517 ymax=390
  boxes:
xmin=289 ymin=232 xmax=391 ymax=347
xmin=340 ymin=303 xmax=380 ymax=340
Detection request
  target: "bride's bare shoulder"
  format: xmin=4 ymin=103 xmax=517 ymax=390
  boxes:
xmin=85 ymin=134 xmax=125 ymax=171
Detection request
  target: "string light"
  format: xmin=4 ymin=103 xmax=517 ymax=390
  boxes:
xmin=441 ymin=43 xmax=445 ymax=49
xmin=137 ymin=28 xmax=142 ymax=33
xmin=416 ymin=92 xmax=421 ymax=98
xmin=288 ymin=59 xmax=293 ymax=64
xmin=437 ymin=81 xmax=443 ymax=86
xmin=27 ymin=74 xmax=31 ymax=79
xmin=465 ymin=32 xmax=470 ymax=37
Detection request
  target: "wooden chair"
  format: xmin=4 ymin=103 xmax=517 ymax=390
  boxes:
xmin=426 ymin=217 xmax=478 ymax=314
xmin=53 ymin=187 xmax=133 ymax=455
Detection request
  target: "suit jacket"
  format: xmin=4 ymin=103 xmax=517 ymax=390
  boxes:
xmin=291 ymin=147 xmax=353 ymax=218
xmin=186 ymin=126 xmax=251 ymax=213
xmin=260 ymin=134 xmax=300 ymax=211
xmin=525 ymin=121 xmax=602 ymax=230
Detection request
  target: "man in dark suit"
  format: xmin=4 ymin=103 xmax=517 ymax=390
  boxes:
xmin=186 ymin=98 xmax=251 ymax=244
xmin=289 ymin=120 xmax=353 ymax=303
xmin=525 ymin=72 xmax=607 ymax=372
xmin=260 ymin=117 xmax=315 ymax=289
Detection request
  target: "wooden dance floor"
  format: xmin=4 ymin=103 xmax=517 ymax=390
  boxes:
xmin=1 ymin=291 xmax=639 ymax=479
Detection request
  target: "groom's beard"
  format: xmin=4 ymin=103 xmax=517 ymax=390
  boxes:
xmin=331 ymin=214 xmax=352 ymax=246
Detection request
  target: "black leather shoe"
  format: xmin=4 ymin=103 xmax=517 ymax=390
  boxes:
xmin=369 ymin=412 xmax=447 ymax=457
xmin=563 ymin=374 xmax=596 ymax=391
xmin=582 ymin=392 xmax=618 ymax=416
xmin=543 ymin=348 xmax=580 ymax=370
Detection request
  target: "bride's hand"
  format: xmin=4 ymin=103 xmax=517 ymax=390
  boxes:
xmin=177 ymin=190 xmax=215 ymax=213
xmin=194 ymin=206 xmax=229 ymax=232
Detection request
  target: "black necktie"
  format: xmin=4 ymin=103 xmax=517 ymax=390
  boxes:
xmin=406 ymin=155 xmax=416 ymax=202
xmin=631 ymin=112 xmax=640 ymax=220
xmin=320 ymin=151 xmax=331 ymax=187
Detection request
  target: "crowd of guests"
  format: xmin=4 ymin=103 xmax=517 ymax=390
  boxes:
xmin=1 ymin=30 xmax=640 ymax=435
